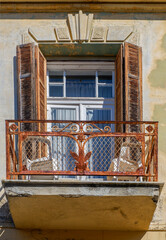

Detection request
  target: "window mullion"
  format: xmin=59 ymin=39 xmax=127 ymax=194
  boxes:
xmin=96 ymin=71 xmax=98 ymax=98
xmin=112 ymin=71 xmax=115 ymax=98
xmin=64 ymin=70 xmax=66 ymax=97
xmin=47 ymin=70 xmax=49 ymax=97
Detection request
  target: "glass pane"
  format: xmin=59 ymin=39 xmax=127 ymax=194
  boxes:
xmin=51 ymin=108 xmax=76 ymax=121
xmin=66 ymin=76 xmax=95 ymax=97
xmin=98 ymin=71 xmax=112 ymax=84
xmin=49 ymin=85 xmax=63 ymax=97
xmin=86 ymin=109 xmax=112 ymax=121
xmin=51 ymin=107 xmax=76 ymax=128
xmin=98 ymin=75 xmax=112 ymax=84
xmin=98 ymin=86 xmax=112 ymax=98
xmin=49 ymin=75 xmax=63 ymax=83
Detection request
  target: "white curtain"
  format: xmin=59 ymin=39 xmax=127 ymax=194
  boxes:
xmin=51 ymin=108 xmax=76 ymax=173
xmin=66 ymin=76 xmax=95 ymax=97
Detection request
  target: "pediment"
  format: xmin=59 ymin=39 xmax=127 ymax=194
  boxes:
xmin=25 ymin=11 xmax=137 ymax=45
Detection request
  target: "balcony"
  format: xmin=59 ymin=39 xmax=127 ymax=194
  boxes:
xmin=6 ymin=120 xmax=158 ymax=181
xmin=3 ymin=120 xmax=162 ymax=230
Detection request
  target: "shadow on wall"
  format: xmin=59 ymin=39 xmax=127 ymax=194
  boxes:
xmin=0 ymin=229 xmax=146 ymax=240
xmin=0 ymin=13 xmax=166 ymax=20
xmin=0 ymin=186 xmax=13 ymax=227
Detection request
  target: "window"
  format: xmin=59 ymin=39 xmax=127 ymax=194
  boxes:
xmin=48 ymin=69 xmax=114 ymax=99
xmin=47 ymin=61 xmax=115 ymax=123
xmin=17 ymin=42 xmax=142 ymax=127
xmin=16 ymin=42 xmax=142 ymax=177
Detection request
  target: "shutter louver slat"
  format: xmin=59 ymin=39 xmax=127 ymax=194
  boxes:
xmin=124 ymin=42 xmax=142 ymax=132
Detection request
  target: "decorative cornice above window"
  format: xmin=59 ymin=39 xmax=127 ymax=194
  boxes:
xmin=68 ymin=11 xmax=93 ymax=42
xmin=26 ymin=11 xmax=136 ymax=44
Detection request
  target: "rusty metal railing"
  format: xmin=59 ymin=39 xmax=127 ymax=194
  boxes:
xmin=6 ymin=120 xmax=158 ymax=181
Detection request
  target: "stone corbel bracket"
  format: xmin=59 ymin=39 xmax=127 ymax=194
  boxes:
xmin=68 ymin=10 xmax=93 ymax=42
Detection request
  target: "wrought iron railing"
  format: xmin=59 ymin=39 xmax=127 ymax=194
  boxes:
xmin=6 ymin=120 xmax=158 ymax=181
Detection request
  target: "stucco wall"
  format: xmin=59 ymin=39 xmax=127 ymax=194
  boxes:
xmin=0 ymin=12 xmax=166 ymax=236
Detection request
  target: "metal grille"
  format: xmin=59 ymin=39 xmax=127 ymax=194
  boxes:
xmin=21 ymin=135 xmax=142 ymax=174
xmin=6 ymin=120 xmax=158 ymax=181
xmin=85 ymin=136 xmax=142 ymax=173
xmin=22 ymin=136 xmax=52 ymax=171
xmin=51 ymin=136 xmax=77 ymax=171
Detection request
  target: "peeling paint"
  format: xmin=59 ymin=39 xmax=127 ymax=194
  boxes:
xmin=152 ymin=104 xmax=166 ymax=153
xmin=39 ymin=43 xmax=121 ymax=57
xmin=149 ymin=60 xmax=166 ymax=88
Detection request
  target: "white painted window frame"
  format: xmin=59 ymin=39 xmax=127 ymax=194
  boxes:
xmin=47 ymin=61 xmax=115 ymax=121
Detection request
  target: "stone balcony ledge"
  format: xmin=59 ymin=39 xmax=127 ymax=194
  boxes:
xmin=2 ymin=180 xmax=163 ymax=231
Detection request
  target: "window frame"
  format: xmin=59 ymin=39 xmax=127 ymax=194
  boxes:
xmin=47 ymin=61 xmax=115 ymax=99
xmin=47 ymin=60 xmax=115 ymax=121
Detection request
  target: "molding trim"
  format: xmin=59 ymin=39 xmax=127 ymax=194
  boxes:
xmin=27 ymin=12 xmax=135 ymax=44
xmin=1 ymin=3 xmax=166 ymax=13
xmin=68 ymin=11 xmax=93 ymax=42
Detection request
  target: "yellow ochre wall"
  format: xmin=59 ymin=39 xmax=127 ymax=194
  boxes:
xmin=0 ymin=8 xmax=166 ymax=240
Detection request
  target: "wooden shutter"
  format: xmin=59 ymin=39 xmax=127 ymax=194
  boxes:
xmin=124 ymin=42 xmax=142 ymax=123
xmin=35 ymin=46 xmax=47 ymax=131
xmin=17 ymin=43 xmax=47 ymax=130
xmin=17 ymin=43 xmax=36 ymax=122
xmin=115 ymin=43 xmax=142 ymax=132
xmin=115 ymin=44 xmax=123 ymax=132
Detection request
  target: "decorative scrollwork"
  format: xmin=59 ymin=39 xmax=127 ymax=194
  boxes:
xmin=146 ymin=125 xmax=154 ymax=133
xmin=104 ymin=126 xmax=111 ymax=133
xmin=70 ymin=124 xmax=78 ymax=132
xmin=77 ymin=134 xmax=86 ymax=142
xmin=9 ymin=123 xmax=18 ymax=132
xmin=86 ymin=125 xmax=93 ymax=132
xmin=70 ymin=148 xmax=91 ymax=173
xmin=52 ymin=125 xmax=60 ymax=132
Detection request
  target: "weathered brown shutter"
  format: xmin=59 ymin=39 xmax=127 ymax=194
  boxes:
xmin=35 ymin=46 xmax=47 ymax=131
xmin=17 ymin=43 xmax=47 ymax=130
xmin=124 ymin=42 xmax=142 ymax=124
xmin=115 ymin=43 xmax=142 ymax=132
xmin=17 ymin=43 xmax=36 ymax=122
xmin=115 ymin=44 xmax=123 ymax=132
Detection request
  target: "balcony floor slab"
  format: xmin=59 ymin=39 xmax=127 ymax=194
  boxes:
xmin=2 ymin=180 xmax=163 ymax=231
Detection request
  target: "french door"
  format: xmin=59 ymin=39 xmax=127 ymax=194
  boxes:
xmin=47 ymin=103 xmax=114 ymax=176
xmin=47 ymin=60 xmax=115 ymax=176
